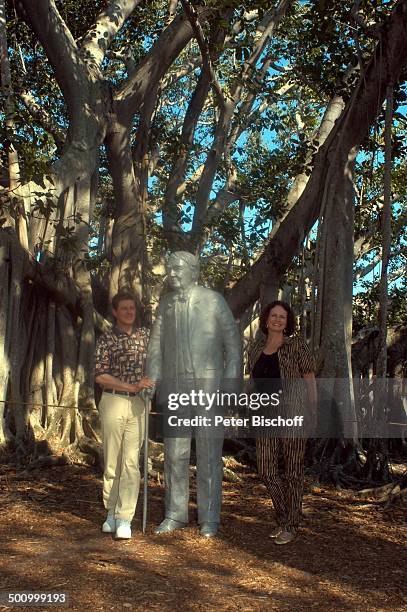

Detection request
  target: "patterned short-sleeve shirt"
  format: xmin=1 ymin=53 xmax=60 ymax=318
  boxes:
xmin=95 ymin=326 xmax=150 ymax=385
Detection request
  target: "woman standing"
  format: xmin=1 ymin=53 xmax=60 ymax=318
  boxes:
xmin=248 ymin=301 xmax=317 ymax=545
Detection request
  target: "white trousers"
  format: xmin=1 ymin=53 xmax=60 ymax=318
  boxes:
xmin=99 ymin=392 xmax=145 ymax=521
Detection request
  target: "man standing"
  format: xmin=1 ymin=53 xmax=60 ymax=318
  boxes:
xmin=146 ymin=252 xmax=242 ymax=538
xmin=95 ymin=292 xmax=154 ymax=539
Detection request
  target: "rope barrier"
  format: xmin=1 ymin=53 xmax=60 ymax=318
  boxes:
xmin=0 ymin=398 xmax=160 ymax=415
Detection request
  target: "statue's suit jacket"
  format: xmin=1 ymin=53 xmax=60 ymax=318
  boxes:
xmin=146 ymin=285 xmax=242 ymax=387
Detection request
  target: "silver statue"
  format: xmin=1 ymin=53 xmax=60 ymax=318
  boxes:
xmin=146 ymin=251 xmax=242 ymax=537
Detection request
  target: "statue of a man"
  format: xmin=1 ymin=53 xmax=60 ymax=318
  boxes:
xmin=146 ymin=251 xmax=242 ymax=537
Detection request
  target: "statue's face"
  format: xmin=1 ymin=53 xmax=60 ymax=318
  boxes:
xmin=167 ymin=257 xmax=195 ymax=292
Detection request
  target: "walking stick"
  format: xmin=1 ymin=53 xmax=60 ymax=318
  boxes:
xmin=142 ymin=394 xmax=150 ymax=534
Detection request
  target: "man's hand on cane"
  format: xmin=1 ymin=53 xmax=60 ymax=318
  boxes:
xmin=136 ymin=377 xmax=155 ymax=392
xmin=139 ymin=377 xmax=156 ymax=405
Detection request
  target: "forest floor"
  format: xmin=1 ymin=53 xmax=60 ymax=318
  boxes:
xmin=0 ymin=460 xmax=405 ymax=612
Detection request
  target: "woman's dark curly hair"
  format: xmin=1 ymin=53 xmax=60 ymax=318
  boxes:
xmin=259 ymin=301 xmax=296 ymax=336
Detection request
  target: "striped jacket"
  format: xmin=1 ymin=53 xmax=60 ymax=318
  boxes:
xmin=247 ymin=334 xmax=316 ymax=415
xmin=247 ymin=333 xmax=315 ymax=378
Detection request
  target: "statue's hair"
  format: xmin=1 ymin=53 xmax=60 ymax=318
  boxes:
xmin=165 ymin=251 xmax=200 ymax=279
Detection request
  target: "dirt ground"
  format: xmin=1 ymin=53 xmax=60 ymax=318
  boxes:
xmin=0 ymin=461 xmax=405 ymax=612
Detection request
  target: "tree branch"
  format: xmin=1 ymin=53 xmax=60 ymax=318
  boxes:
xmin=163 ymin=70 xmax=212 ymax=242
xmin=230 ymin=0 xmax=293 ymax=104
xmin=162 ymin=9 xmax=231 ymax=245
xmin=16 ymin=1 xmax=107 ymax=192
xmin=200 ymin=75 xmax=346 ymax=250
xmin=198 ymin=162 xmax=239 ymax=236
xmin=354 ymin=251 xmax=381 ymax=281
xmin=181 ymin=0 xmax=226 ymax=109
xmin=160 ymin=57 xmax=201 ymax=91
xmin=354 ymin=226 xmax=377 ymax=260
xmin=168 ymin=0 xmax=179 ymax=20
xmin=190 ymin=0 xmax=292 ymax=237
xmin=19 ymin=90 xmax=65 ymax=149
xmin=191 ymin=97 xmax=235 ymax=234
xmin=81 ymin=0 xmax=143 ymax=67
xmin=106 ymin=48 xmax=137 ymax=77
xmin=115 ymin=7 xmax=212 ymax=124
xmin=0 ymin=0 xmax=28 ymax=247
xmin=16 ymin=0 xmax=82 ymax=112
xmin=350 ymin=0 xmax=382 ymax=38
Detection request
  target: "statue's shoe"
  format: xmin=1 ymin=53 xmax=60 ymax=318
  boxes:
xmin=154 ymin=518 xmax=187 ymax=534
xmin=200 ymin=522 xmax=218 ymax=538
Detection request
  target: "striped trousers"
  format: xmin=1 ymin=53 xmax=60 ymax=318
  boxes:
xmin=256 ymin=436 xmax=306 ymax=531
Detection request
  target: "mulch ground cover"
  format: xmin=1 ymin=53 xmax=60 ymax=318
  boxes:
xmin=0 ymin=461 xmax=405 ymax=612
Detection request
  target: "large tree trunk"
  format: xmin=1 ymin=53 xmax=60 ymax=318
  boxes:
xmin=105 ymin=123 xmax=148 ymax=305
xmin=0 ymin=234 xmax=11 ymax=446
xmin=0 ymin=0 xmax=113 ymax=459
xmin=258 ymin=93 xmax=346 ymax=307
xmin=377 ymin=84 xmax=394 ymax=378
xmin=309 ymin=150 xmax=362 ymax=485
xmin=0 ymin=0 xmax=28 ymax=245
xmin=364 ymin=83 xmax=395 ymax=483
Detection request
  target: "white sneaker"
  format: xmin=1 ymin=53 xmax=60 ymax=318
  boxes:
xmin=115 ymin=519 xmax=132 ymax=539
xmin=102 ymin=511 xmax=116 ymax=534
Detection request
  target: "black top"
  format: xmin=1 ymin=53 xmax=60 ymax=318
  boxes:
xmin=252 ymin=351 xmax=280 ymax=379
xmin=252 ymin=351 xmax=281 ymax=394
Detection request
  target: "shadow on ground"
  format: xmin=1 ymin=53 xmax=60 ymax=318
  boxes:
xmin=0 ymin=464 xmax=405 ymax=611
